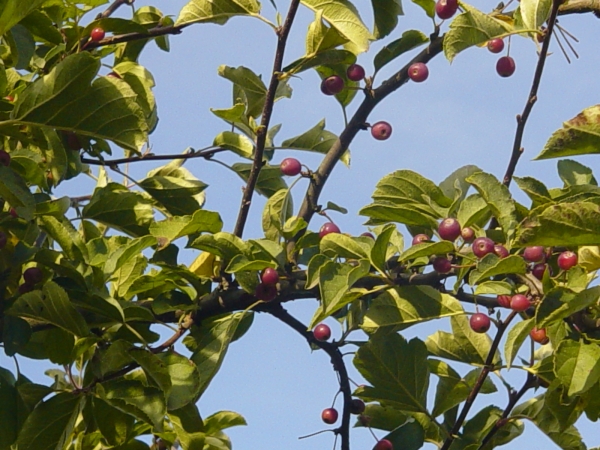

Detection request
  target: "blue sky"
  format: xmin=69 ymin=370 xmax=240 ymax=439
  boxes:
xmin=2 ymin=0 xmax=599 ymax=448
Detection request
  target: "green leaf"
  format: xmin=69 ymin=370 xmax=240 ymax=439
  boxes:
xmin=320 ymin=233 xmax=371 ymax=259
xmin=262 ymin=188 xmax=292 ymax=241
xmin=354 ymin=333 xmax=429 ymax=413
xmin=176 ymin=0 xmax=261 ymax=26
xmin=156 ymin=352 xmax=201 ymax=411
xmin=399 ymin=241 xmax=455 ymax=262
xmin=7 ymin=281 xmax=90 ymax=337
xmin=373 ymin=30 xmax=428 ymax=73
xmin=218 ymin=65 xmax=266 ymax=119
xmin=515 ymin=202 xmax=600 ymax=247
xmin=474 ymin=280 xmax=513 ymax=296
xmin=535 ymin=106 xmax=600 ymax=160
xmin=92 ymin=397 xmax=135 ymax=447
xmin=383 ymin=420 xmax=425 ymax=450
xmin=411 ymin=0 xmax=436 ymax=17
xmin=38 ymin=215 xmax=88 ymax=263
xmin=213 ymin=131 xmax=254 ymax=158
xmin=555 ymin=339 xmax=600 ymax=396
xmin=369 ymin=223 xmax=397 ymax=275
xmin=353 ymin=403 xmax=408 ymax=430
xmin=82 ymin=183 xmax=154 ymax=237
xmin=188 ymin=231 xmax=248 ymax=260
xmin=149 ymin=210 xmax=223 ymax=248
xmin=514 ymin=176 xmax=554 ymax=206
xmin=504 ymin=318 xmax=534 ymax=369
xmin=168 ymin=403 xmax=205 ymax=450
xmin=520 ymin=0 xmax=553 ymax=31
xmin=469 ymin=254 xmax=527 ymax=285
xmin=360 ymin=200 xmax=440 ymax=227
xmin=282 ymin=49 xmax=356 ymax=75
xmin=15 ymin=392 xmax=84 ymax=450
xmin=371 ymin=0 xmax=403 ymax=40
xmin=0 ymin=370 xmax=26 ymax=449
xmin=467 ymin=172 xmax=517 ymax=241
xmin=362 ymin=286 xmax=463 ymax=334
xmin=112 ymin=61 xmax=157 ymax=132
xmin=443 ymin=3 xmax=511 ymax=62
xmin=457 ymin=405 xmax=523 ymax=449
xmin=426 ymin=315 xmax=501 ymax=366
xmin=0 ymin=0 xmax=46 ymax=36
xmin=456 ymin=193 xmax=491 ymax=228
xmin=558 ymin=159 xmax=597 ymax=187
xmin=139 ymin=176 xmax=208 ymax=216
xmin=300 ymin=0 xmax=373 ymax=53
xmin=203 ymin=410 xmax=247 ymax=434
xmin=305 ymin=10 xmax=349 ymax=54
xmin=0 ymin=166 xmax=35 ymax=220
xmin=280 ymin=119 xmax=350 ymax=166
xmin=8 ymin=53 xmax=148 ymax=152
xmin=536 ymin=286 xmax=600 ymax=328
xmin=232 ymin=162 xmax=288 ymax=198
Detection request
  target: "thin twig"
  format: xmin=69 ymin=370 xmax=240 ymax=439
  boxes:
xmin=233 ymin=0 xmax=302 ymax=238
xmin=80 ymin=147 xmax=227 ymax=166
xmin=84 ymin=24 xmax=188 ymax=50
xmin=96 ymin=0 xmax=134 ymax=19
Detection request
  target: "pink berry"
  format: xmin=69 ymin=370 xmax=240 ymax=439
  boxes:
xmin=523 ymin=246 xmax=545 ymax=263
xmin=497 ymin=295 xmax=511 ymax=308
xmin=531 ymin=263 xmax=551 ymax=280
xmin=435 ymin=0 xmax=458 ymax=19
xmin=346 ymin=64 xmax=365 ymax=81
xmin=496 ymin=56 xmax=516 ymax=77
xmin=472 ymin=237 xmax=495 ymax=258
xmin=370 ymin=121 xmax=392 ymax=141
xmin=494 ymin=244 xmax=509 ymax=258
xmin=557 ymin=251 xmax=578 ymax=271
xmin=461 ymin=227 xmax=475 ymax=243
xmin=319 ymin=222 xmax=340 ymax=238
xmin=261 ymin=268 xmax=279 ymax=285
xmin=321 ymin=75 xmax=344 ymax=95
xmin=470 ymin=313 xmax=491 ymax=333
xmin=90 ymin=27 xmax=106 ymax=42
xmin=313 ymin=323 xmax=331 ymax=341
xmin=408 ymin=62 xmax=429 ymax=82
xmin=432 ymin=257 xmax=452 ymax=274
xmin=487 ymin=38 xmax=505 ymax=53
xmin=373 ymin=439 xmax=394 ymax=450
xmin=255 ymin=283 xmax=277 ymax=302
xmin=280 ymin=158 xmax=302 ymax=176
xmin=23 ymin=267 xmax=43 ymax=284
xmin=412 ymin=234 xmax=430 ymax=245
xmin=530 ymin=327 xmax=549 ymax=344
xmin=438 ymin=218 xmax=461 ymax=242
xmin=0 ymin=150 xmax=10 ymax=167
xmin=510 ymin=294 xmax=531 ymax=312
xmin=321 ymin=407 xmax=338 ymax=424
xmin=361 ymin=232 xmax=375 ymax=239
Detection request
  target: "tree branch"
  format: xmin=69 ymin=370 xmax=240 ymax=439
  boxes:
xmin=96 ymin=0 xmax=134 ymax=19
xmin=233 ymin=0 xmax=302 ymax=238
xmin=84 ymin=24 xmax=187 ymax=50
xmin=80 ymin=147 xmax=227 ymax=166
xmin=265 ymin=303 xmax=352 ymax=450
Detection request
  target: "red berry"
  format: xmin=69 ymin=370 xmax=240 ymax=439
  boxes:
xmin=0 ymin=231 xmax=7 ymax=249
xmin=350 ymin=399 xmax=365 ymax=414
xmin=64 ymin=132 xmax=81 ymax=151
xmin=9 ymin=208 xmax=18 ymax=218
xmin=510 ymin=294 xmax=531 ymax=312
xmin=472 ymin=237 xmax=495 ymax=258
xmin=0 ymin=150 xmax=10 ymax=166
xmin=313 ymin=323 xmax=331 ymax=341
xmin=321 ymin=75 xmax=344 ymax=95
xmin=280 ymin=158 xmax=302 ymax=176
xmin=346 ymin=64 xmax=365 ymax=81
xmin=497 ymin=295 xmax=511 ymax=308
xmin=373 ymin=439 xmax=394 ymax=450
xmin=23 ymin=267 xmax=43 ymax=284
xmin=496 ymin=56 xmax=516 ymax=77
xmin=412 ymin=234 xmax=430 ymax=245
xmin=530 ymin=327 xmax=549 ymax=344
xmin=494 ymin=244 xmax=509 ymax=259
xmin=361 ymin=232 xmax=375 ymax=239
xmin=531 ymin=263 xmax=551 ymax=280
xmin=254 ymin=283 xmax=277 ymax=302
xmin=557 ymin=251 xmax=578 ymax=271
xmin=435 ymin=0 xmax=458 ymax=19
xmin=470 ymin=313 xmax=491 ymax=333
xmin=106 ymin=71 xmax=121 ymax=79
xmin=18 ymin=283 xmax=34 ymax=294
xmin=408 ymin=62 xmax=429 ymax=82
xmin=487 ymin=38 xmax=505 ymax=53
xmin=370 ymin=121 xmax=392 ymax=141
xmin=4 ymin=95 xmax=14 ymax=102
xmin=321 ymin=407 xmax=338 ymax=424
xmin=432 ymin=257 xmax=452 ymax=274
xmin=319 ymin=222 xmax=340 ymax=238
xmin=523 ymin=246 xmax=545 ymax=263
xmin=461 ymin=227 xmax=475 ymax=243
xmin=90 ymin=27 xmax=106 ymax=42
xmin=261 ymin=268 xmax=279 ymax=286
xmin=438 ymin=218 xmax=461 ymax=241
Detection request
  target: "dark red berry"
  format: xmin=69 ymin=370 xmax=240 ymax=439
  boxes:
xmin=361 ymin=232 xmax=375 ymax=239
xmin=313 ymin=323 xmax=331 ymax=341
xmin=64 ymin=132 xmax=81 ymax=151
xmin=350 ymin=399 xmax=365 ymax=414
xmin=0 ymin=231 xmax=7 ymax=249
xmin=9 ymin=208 xmax=18 ymax=218
xmin=530 ymin=327 xmax=549 ymax=344
xmin=23 ymin=267 xmax=43 ymax=284
xmin=494 ymin=244 xmax=509 ymax=259
xmin=432 ymin=257 xmax=452 ymax=274
xmin=472 ymin=237 xmax=495 ymax=258
xmin=261 ymin=268 xmax=279 ymax=286
xmin=0 ymin=150 xmax=10 ymax=166
xmin=90 ymin=27 xmax=106 ymax=42
xmin=497 ymin=295 xmax=511 ymax=308
xmin=280 ymin=158 xmax=302 ymax=176
xmin=18 ymin=283 xmax=34 ymax=294
xmin=321 ymin=407 xmax=338 ymax=424
xmin=106 ymin=71 xmax=121 ymax=79
xmin=470 ymin=313 xmax=491 ymax=333
xmin=531 ymin=263 xmax=551 ymax=280
xmin=438 ymin=218 xmax=461 ymax=241
xmin=346 ymin=64 xmax=365 ymax=81
xmin=461 ymin=227 xmax=475 ymax=243
xmin=319 ymin=222 xmax=340 ymax=238
xmin=496 ymin=56 xmax=516 ymax=77
xmin=523 ymin=246 xmax=545 ymax=263
xmin=412 ymin=234 xmax=430 ymax=245
xmin=487 ymin=38 xmax=505 ymax=53
xmin=435 ymin=0 xmax=458 ymax=19
xmin=321 ymin=75 xmax=344 ymax=95
xmin=408 ymin=62 xmax=429 ymax=82
xmin=510 ymin=294 xmax=531 ymax=312
xmin=254 ymin=283 xmax=277 ymax=302
xmin=373 ymin=439 xmax=394 ymax=450
xmin=370 ymin=121 xmax=392 ymax=141
xmin=557 ymin=251 xmax=578 ymax=271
